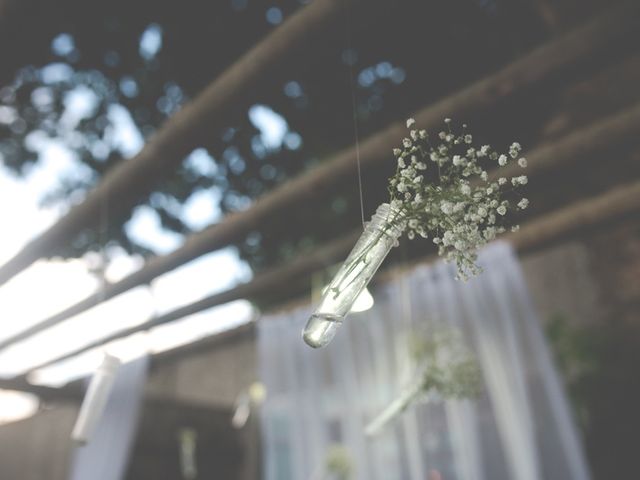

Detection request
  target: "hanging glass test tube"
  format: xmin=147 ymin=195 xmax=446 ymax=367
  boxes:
xmin=303 ymin=203 xmax=406 ymax=348
xmin=71 ymin=353 xmax=121 ymax=445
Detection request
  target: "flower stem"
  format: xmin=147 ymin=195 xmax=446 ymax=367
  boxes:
xmin=365 ymin=380 xmax=423 ymax=436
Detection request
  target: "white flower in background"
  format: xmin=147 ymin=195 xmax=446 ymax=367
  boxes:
xmin=388 ymin=119 xmax=529 ymax=280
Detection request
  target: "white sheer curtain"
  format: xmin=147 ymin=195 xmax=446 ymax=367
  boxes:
xmin=69 ymin=355 xmax=149 ymax=480
xmin=257 ymin=242 xmax=590 ymax=480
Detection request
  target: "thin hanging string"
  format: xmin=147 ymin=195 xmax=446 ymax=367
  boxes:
xmin=98 ymin=188 xmax=108 ymax=305
xmin=94 ymin=186 xmax=109 ymax=360
xmin=345 ymin=0 xmax=365 ymax=229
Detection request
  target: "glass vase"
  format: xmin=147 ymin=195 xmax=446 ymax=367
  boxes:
xmin=72 ymin=353 xmax=121 ymax=445
xmin=302 ymin=202 xmax=406 ymax=348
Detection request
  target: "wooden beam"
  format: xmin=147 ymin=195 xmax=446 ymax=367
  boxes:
xmin=489 ymin=103 xmax=640 ymax=184
xmin=24 ymin=177 xmax=640 ymax=374
xmin=0 ymin=378 xmax=82 ymax=402
xmin=23 ymin=232 xmax=360 ymax=372
xmin=0 ymin=0 xmax=378 ymax=287
xmin=4 ymin=92 xmax=640 ymax=352
xmin=0 ymin=377 xmax=239 ymax=414
xmin=508 ymin=182 xmax=640 ymax=253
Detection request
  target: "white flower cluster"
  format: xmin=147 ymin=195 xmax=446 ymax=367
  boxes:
xmin=388 ymin=118 xmax=529 ymax=280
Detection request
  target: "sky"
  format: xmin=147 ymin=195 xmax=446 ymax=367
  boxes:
xmin=0 ymin=88 xmax=297 ymax=423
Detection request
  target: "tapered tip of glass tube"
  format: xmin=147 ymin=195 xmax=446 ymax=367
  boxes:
xmin=302 ymin=313 xmax=343 ymax=348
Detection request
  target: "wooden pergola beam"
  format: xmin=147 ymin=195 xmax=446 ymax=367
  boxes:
xmin=0 ymin=378 xmax=82 ymax=402
xmin=0 ymin=377 xmax=239 ymax=415
xmin=23 ymin=232 xmax=360 ymax=372
xmin=4 ymin=92 xmax=640 ymax=353
xmin=0 ymin=0 xmax=377 ymax=287
xmin=508 ymin=182 xmax=640 ymax=253
xmin=24 ymin=169 xmax=640 ymax=373
xmin=1 ymin=4 xmax=637 ymax=351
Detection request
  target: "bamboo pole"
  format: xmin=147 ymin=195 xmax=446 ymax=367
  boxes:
xmin=23 ymin=232 xmax=360 ymax=372
xmin=4 ymin=97 xmax=639 ymax=351
xmin=23 ymin=180 xmax=640 ymax=373
xmin=0 ymin=0 xmax=378 ymax=287
xmin=508 ymin=182 xmax=640 ymax=253
xmin=0 ymin=377 xmax=81 ymax=402
xmin=0 ymin=378 xmax=241 ymax=414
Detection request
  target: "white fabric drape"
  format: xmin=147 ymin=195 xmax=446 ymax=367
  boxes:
xmin=258 ymin=242 xmax=590 ymax=480
xmin=69 ymin=355 xmax=149 ymax=480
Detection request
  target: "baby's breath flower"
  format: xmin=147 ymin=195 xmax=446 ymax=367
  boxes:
xmin=388 ymin=118 xmax=529 ymax=279
xmin=518 ymin=157 xmax=527 ymax=168
xmin=509 ymin=142 xmax=521 ymax=159
xmin=512 ymin=175 xmax=528 ymax=186
xmin=440 ymin=201 xmax=454 ymax=215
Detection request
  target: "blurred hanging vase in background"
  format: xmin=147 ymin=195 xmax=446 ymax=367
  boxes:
xmin=303 ymin=202 xmax=406 ymax=348
xmin=71 ymin=353 xmax=121 ymax=445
